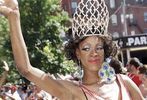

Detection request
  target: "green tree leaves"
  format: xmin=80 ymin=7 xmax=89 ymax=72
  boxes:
xmin=0 ymin=0 xmax=75 ymax=84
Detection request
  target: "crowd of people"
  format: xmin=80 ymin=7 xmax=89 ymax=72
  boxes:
xmin=0 ymin=61 xmax=72 ymax=100
xmin=0 ymin=0 xmax=147 ymax=99
xmin=0 ymin=82 xmax=57 ymax=100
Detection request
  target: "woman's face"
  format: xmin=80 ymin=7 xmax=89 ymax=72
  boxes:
xmin=76 ymin=36 xmax=104 ymax=72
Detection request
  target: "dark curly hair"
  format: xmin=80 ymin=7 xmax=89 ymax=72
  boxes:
xmin=109 ymin=57 xmax=126 ymax=74
xmin=64 ymin=28 xmax=118 ymax=65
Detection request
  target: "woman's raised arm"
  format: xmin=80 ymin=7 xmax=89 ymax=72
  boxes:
xmin=0 ymin=0 xmax=69 ymax=98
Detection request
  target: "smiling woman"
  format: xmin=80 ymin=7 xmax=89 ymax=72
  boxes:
xmin=76 ymin=36 xmax=104 ymax=71
xmin=0 ymin=0 xmax=145 ymax=99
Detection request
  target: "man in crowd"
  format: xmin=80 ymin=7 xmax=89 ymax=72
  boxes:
xmin=126 ymin=57 xmax=147 ymax=98
xmin=126 ymin=57 xmax=143 ymax=87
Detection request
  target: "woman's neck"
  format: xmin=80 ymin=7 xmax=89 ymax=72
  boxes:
xmin=82 ymin=71 xmax=101 ymax=85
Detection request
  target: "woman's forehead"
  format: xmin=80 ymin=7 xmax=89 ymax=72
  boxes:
xmin=83 ymin=36 xmax=103 ymax=43
xmin=80 ymin=36 xmax=104 ymax=45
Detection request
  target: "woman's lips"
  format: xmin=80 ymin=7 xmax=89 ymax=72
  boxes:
xmin=88 ymin=59 xmax=100 ymax=64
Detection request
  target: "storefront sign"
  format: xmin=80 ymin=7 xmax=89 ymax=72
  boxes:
xmin=115 ymin=34 xmax=147 ymax=48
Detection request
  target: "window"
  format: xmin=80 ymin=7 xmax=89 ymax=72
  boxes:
xmin=71 ymin=2 xmax=77 ymax=14
xmin=129 ymin=14 xmax=137 ymax=26
xmin=122 ymin=31 xmax=126 ymax=36
xmin=110 ymin=0 xmax=115 ymax=9
xmin=144 ymin=28 xmax=147 ymax=33
xmin=71 ymin=2 xmax=77 ymax=9
xmin=112 ymin=32 xmax=119 ymax=38
xmin=136 ymin=0 xmax=144 ymax=4
xmin=144 ymin=12 xmax=147 ymax=23
xmin=131 ymin=30 xmax=135 ymax=35
xmin=111 ymin=14 xmax=117 ymax=26
xmin=121 ymin=14 xmax=124 ymax=24
xmin=129 ymin=14 xmax=134 ymax=23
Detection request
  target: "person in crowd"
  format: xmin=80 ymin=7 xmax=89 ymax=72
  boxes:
xmin=19 ymin=85 xmax=28 ymax=100
xmin=27 ymin=84 xmax=52 ymax=100
xmin=0 ymin=0 xmax=144 ymax=99
xmin=126 ymin=57 xmax=147 ymax=98
xmin=126 ymin=57 xmax=143 ymax=87
xmin=0 ymin=61 xmax=9 ymax=87
xmin=2 ymin=83 xmax=16 ymax=100
xmin=138 ymin=65 xmax=147 ymax=87
xmin=138 ymin=65 xmax=147 ymax=98
xmin=11 ymin=85 xmax=22 ymax=100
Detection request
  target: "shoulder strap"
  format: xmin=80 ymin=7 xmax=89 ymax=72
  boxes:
xmin=79 ymin=83 xmax=88 ymax=100
xmin=117 ymin=74 xmax=131 ymax=100
xmin=116 ymin=74 xmax=123 ymax=100
xmin=80 ymin=86 xmax=88 ymax=100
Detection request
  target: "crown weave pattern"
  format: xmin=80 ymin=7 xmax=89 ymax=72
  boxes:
xmin=72 ymin=0 xmax=109 ymax=40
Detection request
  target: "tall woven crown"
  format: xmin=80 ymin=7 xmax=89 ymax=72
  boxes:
xmin=72 ymin=0 xmax=109 ymax=40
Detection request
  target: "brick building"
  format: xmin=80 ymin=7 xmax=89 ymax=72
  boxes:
xmin=61 ymin=0 xmax=80 ymax=17
xmin=107 ymin=0 xmax=147 ymax=65
xmin=61 ymin=0 xmax=147 ymax=65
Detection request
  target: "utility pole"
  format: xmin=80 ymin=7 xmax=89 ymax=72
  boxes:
xmin=122 ymin=0 xmax=128 ymax=36
xmin=122 ymin=0 xmax=130 ymax=65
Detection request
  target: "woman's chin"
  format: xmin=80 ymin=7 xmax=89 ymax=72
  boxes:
xmin=88 ymin=65 xmax=101 ymax=71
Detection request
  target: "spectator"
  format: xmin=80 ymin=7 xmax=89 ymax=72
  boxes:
xmin=126 ymin=57 xmax=143 ymax=87
xmin=12 ymin=85 xmax=22 ymax=100
xmin=27 ymin=83 xmax=52 ymax=100
xmin=138 ymin=65 xmax=147 ymax=98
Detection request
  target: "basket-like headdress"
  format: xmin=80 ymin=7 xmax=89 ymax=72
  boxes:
xmin=72 ymin=0 xmax=109 ymax=40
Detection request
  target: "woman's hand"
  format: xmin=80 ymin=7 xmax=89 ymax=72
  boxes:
xmin=0 ymin=0 xmax=18 ymax=17
xmin=2 ymin=60 xmax=9 ymax=72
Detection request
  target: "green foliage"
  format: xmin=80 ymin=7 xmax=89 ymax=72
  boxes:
xmin=0 ymin=17 xmax=10 ymax=73
xmin=0 ymin=17 xmax=19 ymax=83
xmin=0 ymin=0 xmax=76 ymax=84
xmin=0 ymin=17 xmax=9 ymax=57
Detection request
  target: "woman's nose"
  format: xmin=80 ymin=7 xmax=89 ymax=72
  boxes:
xmin=90 ymin=49 xmax=98 ymax=56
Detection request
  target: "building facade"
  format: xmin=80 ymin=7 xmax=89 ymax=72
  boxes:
xmin=107 ymin=0 xmax=147 ymax=65
xmin=61 ymin=0 xmax=147 ymax=65
xmin=61 ymin=0 xmax=80 ymax=17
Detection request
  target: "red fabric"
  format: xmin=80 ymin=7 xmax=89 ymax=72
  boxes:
xmin=127 ymin=73 xmax=142 ymax=87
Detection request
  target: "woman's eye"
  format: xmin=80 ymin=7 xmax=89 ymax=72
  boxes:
xmin=82 ymin=47 xmax=90 ymax=51
xmin=81 ymin=46 xmax=90 ymax=51
xmin=96 ymin=46 xmax=103 ymax=51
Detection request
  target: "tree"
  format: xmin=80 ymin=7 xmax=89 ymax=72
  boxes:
xmin=0 ymin=0 xmax=76 ymax=84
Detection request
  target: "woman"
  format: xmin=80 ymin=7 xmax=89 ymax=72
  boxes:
xmin=0 ymin=0 xmax=144 ymax=99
